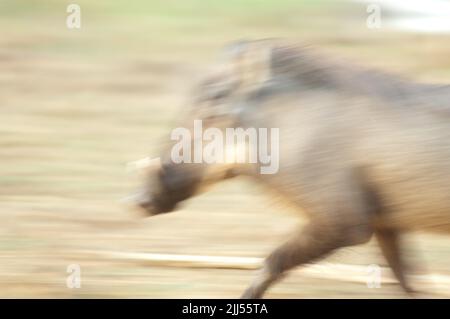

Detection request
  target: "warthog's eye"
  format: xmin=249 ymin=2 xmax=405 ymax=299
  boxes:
xmin=203 ymin=84 xmax=232 ymax=103
xmin=210 ymin=89 xmax=230 ymax=103
xmin=200 ymin=74 xmax=239 ymax=102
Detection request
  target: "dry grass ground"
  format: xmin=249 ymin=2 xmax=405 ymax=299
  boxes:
xmin=1 ymin=0 xmax=450 ymax=298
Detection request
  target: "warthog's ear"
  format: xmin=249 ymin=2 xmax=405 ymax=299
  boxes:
xmin=222 ymin=39 xmax=277 ymax=93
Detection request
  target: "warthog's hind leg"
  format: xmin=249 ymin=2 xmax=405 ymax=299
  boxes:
xmin=241 ymin=221 xmax=372 ymax=299
xmin=375 ymin=228 xmax=416 ymax=295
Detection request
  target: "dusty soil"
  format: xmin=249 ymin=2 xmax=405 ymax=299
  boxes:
xmin=1 ymin=1 xmax=450 ymax=298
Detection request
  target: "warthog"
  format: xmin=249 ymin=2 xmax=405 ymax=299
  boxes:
xmin=130 ymin=40 xmax=450 ymax=298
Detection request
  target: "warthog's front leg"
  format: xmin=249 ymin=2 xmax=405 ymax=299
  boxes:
xmin=241 ymin=221 xmax=373 ymax=299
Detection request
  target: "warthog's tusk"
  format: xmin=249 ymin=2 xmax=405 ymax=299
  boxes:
xmin=126 ymin=157 xmax=161 ymax=173
xmin=119 ymin=192 xmax=142 ymax=204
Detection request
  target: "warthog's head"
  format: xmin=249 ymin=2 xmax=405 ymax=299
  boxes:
xmin=128 ymin=40 xmax=281 ymax=216
xmin=127 ymin=157 xmax=206 ymax=215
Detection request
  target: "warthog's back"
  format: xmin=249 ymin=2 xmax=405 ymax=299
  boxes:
xmin=243 ymin=44 xmax=450 ymax=233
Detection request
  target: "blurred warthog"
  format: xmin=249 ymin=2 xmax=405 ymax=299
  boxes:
xmin=129 ymin=40 xmax=450 ymax=298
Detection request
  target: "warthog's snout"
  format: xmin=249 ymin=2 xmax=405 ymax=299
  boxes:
xmin=126 ymin=145 xmax=229 ymax=217
xmin=129 ymin=190 xmax=158 ymax=215
xmin=122 ymin=190 xmax=154 ymax=217
xmin=125 ymin=187 xmax=176 ymax=217
xmin=126 ymin=157 xmax=181 ymax=217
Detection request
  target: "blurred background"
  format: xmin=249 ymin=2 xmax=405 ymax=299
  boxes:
xmin=1 ymin=0 xmax=450 ymax=298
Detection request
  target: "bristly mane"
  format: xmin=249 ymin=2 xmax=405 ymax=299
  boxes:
xmin=270 ymin=44 xmax=450 ymax=111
